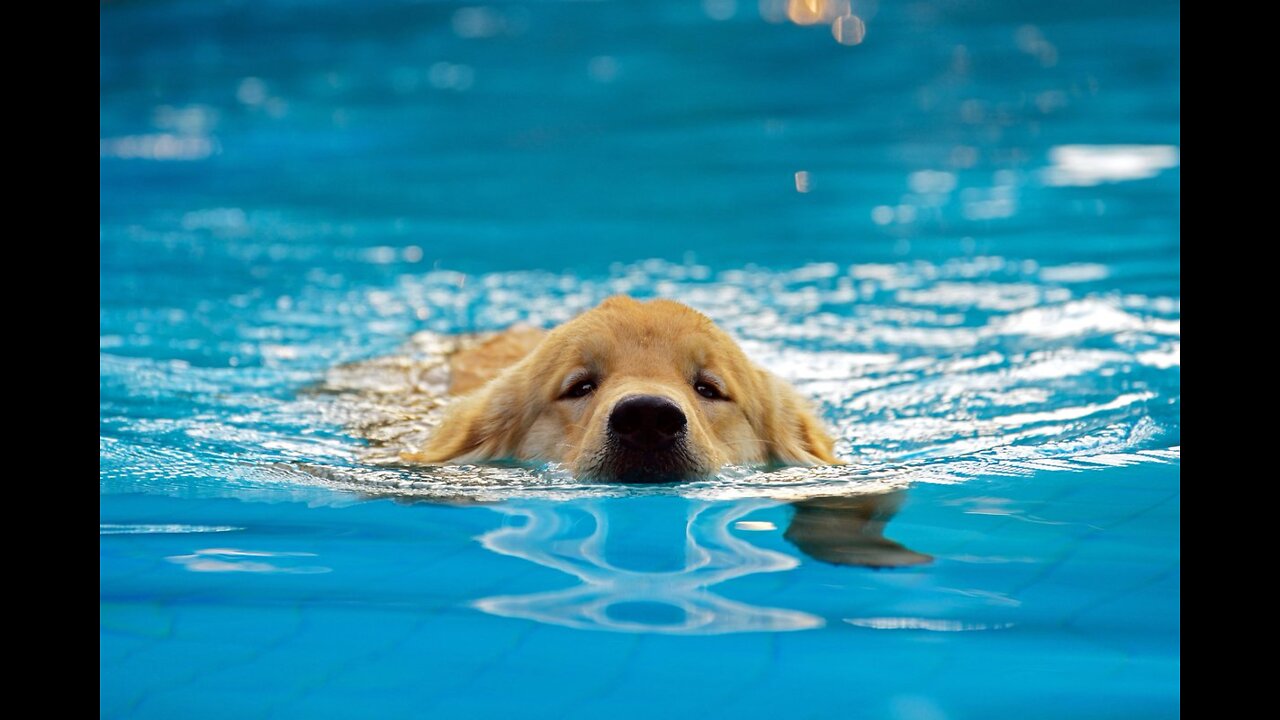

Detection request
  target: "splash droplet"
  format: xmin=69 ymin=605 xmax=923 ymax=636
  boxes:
xmin=794 ymin=171 xmax=812 ymax=193
xmin=832 ymin=14 xmax=867 ymax=45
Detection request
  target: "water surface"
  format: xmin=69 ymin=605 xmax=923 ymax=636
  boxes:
xmin=101 ymin=1 xmax=1179 ymax=717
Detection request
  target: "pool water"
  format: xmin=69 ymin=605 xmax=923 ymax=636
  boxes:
xmin=100 ymin=1 xmax=1180 ymax=718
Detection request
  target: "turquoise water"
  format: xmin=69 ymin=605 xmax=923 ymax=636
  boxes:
xmin=101 ymin=1 xmax=1180 ymax=718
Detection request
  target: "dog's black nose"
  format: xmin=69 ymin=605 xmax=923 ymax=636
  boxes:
xmin=608 ymin=395 xmax=687 ymax=451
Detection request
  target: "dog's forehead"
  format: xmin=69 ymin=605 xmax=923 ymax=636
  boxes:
xmin=557 ymin=300 xmax=729 ymax=371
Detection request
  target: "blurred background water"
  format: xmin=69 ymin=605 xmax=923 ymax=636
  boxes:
xmin=101 ymin=1 xmax=1179 ymax=718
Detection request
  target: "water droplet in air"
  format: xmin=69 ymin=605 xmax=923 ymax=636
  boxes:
xmin=832 ymin=14 xmax=866 ymax=45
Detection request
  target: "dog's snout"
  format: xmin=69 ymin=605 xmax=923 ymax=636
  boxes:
xmin=608 ymin=395 xmax=687 ymax=451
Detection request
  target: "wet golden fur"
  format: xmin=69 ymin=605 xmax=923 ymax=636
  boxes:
xmin=406 ymin=296 xmax=838 ymax=479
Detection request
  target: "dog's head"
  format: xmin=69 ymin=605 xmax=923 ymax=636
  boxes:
xmin=411 ymin=297 xmax=838 ymax=482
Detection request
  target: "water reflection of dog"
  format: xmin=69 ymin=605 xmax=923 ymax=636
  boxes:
xmin=472 ymin=491 xmax=929 ymax=635
xmin=475 ymin=499 xmax=818 ymax=634
xmin=786 ymin=491 xmax=932 ymax=569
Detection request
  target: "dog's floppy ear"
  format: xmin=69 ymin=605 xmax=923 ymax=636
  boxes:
xmin=754 ymin=370 xmax=840 ymax=466
xmin=403 ymin=372 xmax=536 ymax=464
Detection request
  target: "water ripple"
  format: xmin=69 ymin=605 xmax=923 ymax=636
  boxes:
xmin=99 ymin=258 xmax=1179 ymax=502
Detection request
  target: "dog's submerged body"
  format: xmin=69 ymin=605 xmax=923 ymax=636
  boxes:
xmin=407 ymin=296 xmax=838 ymax=482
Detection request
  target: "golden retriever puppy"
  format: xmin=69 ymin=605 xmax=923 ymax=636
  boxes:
xmin=406 ymin=296 xmax=838 ymax=482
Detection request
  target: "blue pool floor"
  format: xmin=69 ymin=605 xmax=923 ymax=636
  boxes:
xmin=101 ymin=460 xmax=1178 ymax=719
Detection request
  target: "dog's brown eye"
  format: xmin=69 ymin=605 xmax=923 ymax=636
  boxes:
xmin=695 ymin=381 xmax=725 ymax=400
xmin=562 ymin=380 xmax=596 ymax=399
